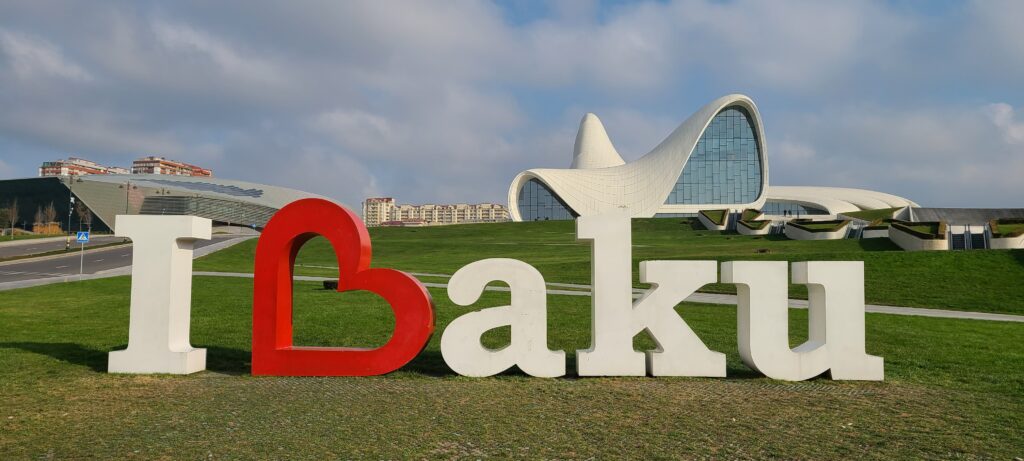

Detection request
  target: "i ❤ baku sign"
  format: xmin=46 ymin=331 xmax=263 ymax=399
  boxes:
xmin=108 ymin=198 xmax=883 ymax=381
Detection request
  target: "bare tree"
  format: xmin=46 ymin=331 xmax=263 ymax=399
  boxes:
xmin=43 ymin=201 xmax=57 ymax=225
xmin=5 ymin=198 xmax=17 ymax=239
xmin=34 ymin=205 xmax=44 ymax=227
xmin=75 ymin=200 xmax=93 ymax=231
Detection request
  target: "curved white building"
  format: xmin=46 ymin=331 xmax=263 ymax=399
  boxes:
xmin=508 ymin=94 xmax=917 ymax=221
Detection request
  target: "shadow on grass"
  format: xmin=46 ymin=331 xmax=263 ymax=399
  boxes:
xmin=204 ymin=346 xmax=253 ymax=375
xmin=402 ymin=350 xmax=455 ymax=376
xmin=0 ymin=342 xmax=108 ymax=372
xmin=0 ymin=342 xmax=779 ymax=380
xmin=0 ymin=342 xmax=252 ymax=375
xmin=1012 ymin=249 xmax=1024 ymax=267
xmin=858 ymin=238 xmax=902 ymax=251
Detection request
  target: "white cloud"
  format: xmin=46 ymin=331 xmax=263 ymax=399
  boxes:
xmin=775 ymin=140 xmax=816 ymax=162
xmin=0 ymin=1 xmax=1020 ymax=209
xmin=0 ymin=108 xmax=183 ymax=158
xmin=771 ymin=104 xmax=1024 ymax=207
xmin=986 ymin=103 xmax=1024 ymax=145
xmin=0 ymin=28 xmax=92 ymax=81
xmin=151 ymin=20 xmax=283 ymax=85
xmin=310 ymin=109 xmax=399 ymax=156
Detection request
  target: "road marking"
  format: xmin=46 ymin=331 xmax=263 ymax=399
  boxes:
xmin=93 ymin=259 xmax=104 ymax=262
xmin=121 ymin=254 xmax=129 ymax=257
xmin=55 ymin=265 xmax=68 ymax=269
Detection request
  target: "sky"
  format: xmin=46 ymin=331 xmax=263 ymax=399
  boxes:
xmin=0 ymin=0 xmax=1022 ymax=208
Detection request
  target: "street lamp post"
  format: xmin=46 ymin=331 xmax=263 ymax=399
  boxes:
xmin=67 ymin=177 xmax=74 ymax=235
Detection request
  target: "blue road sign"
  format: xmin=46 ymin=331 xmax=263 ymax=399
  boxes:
xmin=76 ymin=231 xmax=90 ymax=243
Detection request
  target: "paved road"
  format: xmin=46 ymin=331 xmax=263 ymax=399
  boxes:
xmin=0 ymin=235 xmax=125 ymax=259
xmin=0 ymin=237 xmax=236 ymax=283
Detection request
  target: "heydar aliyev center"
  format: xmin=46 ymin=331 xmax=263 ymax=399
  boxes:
xmin=508 ymin=94 xmax=917 ymax=221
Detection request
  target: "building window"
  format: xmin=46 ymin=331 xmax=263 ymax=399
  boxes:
xmin=664 ymin=106 xmax=763 ymax=205
xmin=517 ymin=178 xmax=577 ymax=221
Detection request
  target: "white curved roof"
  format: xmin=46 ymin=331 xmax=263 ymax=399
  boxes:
xmin=765 ymin=186 xmax=919 ymax=215
xmin=509 ymin=94 xmax=769 ymax=220
xmin=508 ymin=93 xmax=919 ymax=221
xmin=571 ymin=113 xmax=626 ymax=169
xmin=77 ymin=174 xmax=330 ymax=209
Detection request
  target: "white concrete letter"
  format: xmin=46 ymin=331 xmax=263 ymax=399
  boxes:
xmin=442 ymin=258 xmax=565 ymax=377
xmin=576 ymin=212 xmax=724 ymax=377
xmin=722 ymin=261 xmax=883 ymax=381
xmin=793 ymin=261 xmax=884 ymax=380
xmin=108 ymin=215 xmax=211 ymax=374
xmin=636 ymin=260 xmax=726 ymax=376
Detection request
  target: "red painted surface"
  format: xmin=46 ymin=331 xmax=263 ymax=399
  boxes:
xmin=252 ymin=198 xmax=435 ymax=376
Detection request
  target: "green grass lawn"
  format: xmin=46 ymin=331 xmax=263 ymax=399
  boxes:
xmin=700 ymin=209 xmax=727 ymax=225
xmin=194 ymin=218 xmax=1024 ymax=315
xmin=898 ymin=222 xmax=943 ymax=236
xmin=740 ymin=208 xmax=761 ymax=221
xmin=841 ymin=207 xmax=900 ymax=222
xmin=0 ymin=276 xmax=1021 ymax=458
xmin=993 ymin=222 xmax=1024 ymax=237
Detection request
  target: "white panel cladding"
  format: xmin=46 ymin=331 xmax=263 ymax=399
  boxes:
xmin=509 ymin=94 xmax=770 ymax=220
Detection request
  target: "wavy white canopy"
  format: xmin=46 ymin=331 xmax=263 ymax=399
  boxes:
xmin=764 ymin=186 xmax=919 ymax=215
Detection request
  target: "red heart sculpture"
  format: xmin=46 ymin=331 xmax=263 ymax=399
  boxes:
xmin=252 ymin=198 xmax=435 ymax=376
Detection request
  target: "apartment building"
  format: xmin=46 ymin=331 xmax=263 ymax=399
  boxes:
xmin=131 ymin=156 xmax=213 ymax=177
xmin=362 ymin=197 xmax=396 ymax=227
xmin=362 ymin=198 xmax=510 ymax=227
xmin=38 ymin=158 xmax=130 ymax=177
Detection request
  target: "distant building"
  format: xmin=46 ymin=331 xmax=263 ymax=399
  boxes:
xmin=38 ymin=157 xmax=129 ymax=177
xmin=361 ymin=197 xmax=510 ymax=227
xmin=0 ymin=175 xmax=326 ymax=233
xmin=131 ymin=156 xmax=213 ymax=177
xmin=362 ymin=197 xmax=396 ymax=227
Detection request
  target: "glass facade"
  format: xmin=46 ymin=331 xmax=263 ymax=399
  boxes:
xmin=760 ymin=200 xmax=827 ymax=216
xmin=517 ymin=178 xmax=577 ymax=221
xmin=664 ymin=106 xmax=763 ymax=205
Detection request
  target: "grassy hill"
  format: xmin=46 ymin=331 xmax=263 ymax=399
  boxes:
xmin=2 ymin=218 xmax=1022 ymax=458
xmin=195 ymin=218 xmax=1024 ymax=314
xmin=0 ymin=276 xmax=1021 ymax=458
